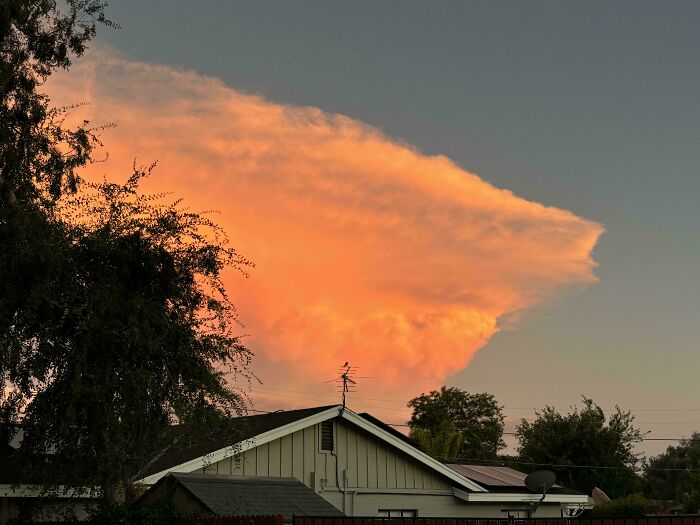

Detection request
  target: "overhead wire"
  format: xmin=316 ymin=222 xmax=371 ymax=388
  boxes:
xmin=252 ymin=385 xmax=700 ymax=414
xmin=241 ymin=409 xmax=700 ymax=471
xmin=248 ymin=386 xmax=700 ymax=442
xmin=427 ymin=455 xmax=700 ymax=473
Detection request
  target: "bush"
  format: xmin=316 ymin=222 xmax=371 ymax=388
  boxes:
xmin=591 ymin=493 xmax=658 ymax=517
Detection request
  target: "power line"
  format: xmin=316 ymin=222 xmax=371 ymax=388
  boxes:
xmin=249 ymin=387 xmax=700 ymax=442
xmin=236 ymin=409 xmax=697 ymax=471
xmin=382 ymin=422 xmax=700 ymax=442
xmin=251 ymin=385 xmax=700 ymax=414
xmin=428 ymin=455 xmax=700 ymax=473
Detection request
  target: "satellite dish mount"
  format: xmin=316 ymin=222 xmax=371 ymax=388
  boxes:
xmin=524 ymin=470 xmax=557 ymax=517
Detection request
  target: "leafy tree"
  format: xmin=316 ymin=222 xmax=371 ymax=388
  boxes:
xmin=590 ymin=493 xmax=658 ymax=517
xmin=516 ymin=397 xmax=645 ymax=498
xmin=409 ymin=420 xmax=467 ymax=460
xmin=2 ymin=0 xmax=110 ymax=460
xmin=0 ymin=0 xmax=112 ymax=204
xmin=1 ymin=1 xmax=254 ymax=501
xmin=407 ymin=386 xmax=505 ymax=460
xmin=645 ymin=433 xmax=700 ymax=507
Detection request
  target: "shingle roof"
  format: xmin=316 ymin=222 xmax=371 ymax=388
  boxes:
xmin=141 ymin=406 xmax=338 ymax=478
xmin=164 ymin=473 xmax=344 ymax=519
xmin=357 ymin=412 xmax=418 ymax=448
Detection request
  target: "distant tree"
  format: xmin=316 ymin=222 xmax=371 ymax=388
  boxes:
xmin=1 ymin=1 xmax=254 ymax=501
xmin=645 ymin=433 xmax=700 ymax=507
xmin=516 ymin=397 xmax=645 ymax=498
xmin=591 ymin=493 xmax=658 ymax=517
xmin=407 ymin=386 xmax=505 ymax=460
xmin=409 ymin=420 xmax=466 ymax=460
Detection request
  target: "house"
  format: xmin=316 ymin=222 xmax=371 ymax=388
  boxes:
xmin=139 ymin=473 xmax=344 ymax=521
xmin=137 ymin=405 xmax=589 ymax=518
xmin=446 ymin=465 xmax=588 ymax=518
xmin=0 ymin=439 xmax=97 ymax=525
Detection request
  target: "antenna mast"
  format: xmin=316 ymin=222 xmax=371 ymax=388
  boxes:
xmin=324 ymin=362 xmax=357 ymax=407
xmin=339 ymin=362 xmax=357 ymax=407
xmin=323 ymin=362 xmax=374 ymax=407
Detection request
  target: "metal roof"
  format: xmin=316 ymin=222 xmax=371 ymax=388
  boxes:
xmin=447 ymin=464 xmax=529 ymax=487
xmin=446 ymin=464 xmax=583 ymax=495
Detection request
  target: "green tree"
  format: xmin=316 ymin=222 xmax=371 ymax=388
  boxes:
xmin=1 ymin=0 xmax=110 ymax=459
xmin=516 ymin=397 xmax=645 ymax=498
xmin=0 ymin=0 xmax=112 ymax=204
xmin=591 ymin=493 xmax=657 ymax=517
xmin=1 ymin=1 xmax=254 ymax=501
xmin=407 ymin=386 xmax=505 ymax=460
xmin=645 ymin=433 xmax=700 ymax=507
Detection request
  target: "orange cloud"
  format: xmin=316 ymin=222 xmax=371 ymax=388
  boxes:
xmin=45 ymin=48 xmax=603 ymax=419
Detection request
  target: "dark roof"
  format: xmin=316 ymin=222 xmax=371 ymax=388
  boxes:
xmin=447 ymin=464 xmax=582 ymax=495
xmin=155 ymin=473 xmax=344 ymax=519
xmin=357 ymin=412 xmax=418 ymax=448
xmin=141 ymin=406 xmax=338 ymax=478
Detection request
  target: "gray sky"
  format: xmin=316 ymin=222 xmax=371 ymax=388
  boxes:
xmin=96 ymin=1 xmax=700 ymax=456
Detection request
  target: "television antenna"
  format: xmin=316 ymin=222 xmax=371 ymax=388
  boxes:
xmin=323 ymin=362 xmax=372 ymax=408
xmin=524 ymin=470 xmax=557 ymax=517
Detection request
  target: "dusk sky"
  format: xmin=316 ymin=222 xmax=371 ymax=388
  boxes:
xmin=46 ymin=1 xmax=700 ymax=456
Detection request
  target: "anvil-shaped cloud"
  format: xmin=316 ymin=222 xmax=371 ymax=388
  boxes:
xmin=46 ymin=49 xmax=603 ymax=418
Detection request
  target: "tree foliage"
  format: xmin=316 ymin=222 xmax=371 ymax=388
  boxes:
xmin=407 ymin=386 xmax=505 ymax=460
xmin=645 ymin=432 xmax=700 ymax=508
xmin=0 ymin=0 xmax=112 ymax=204
xmin=590 ymin=493 xmax=658 ymax=517
xmin=516 ymin=397 xmax=645 ymax=498
xmin=1 ymin=1 xmax=254 ymax=499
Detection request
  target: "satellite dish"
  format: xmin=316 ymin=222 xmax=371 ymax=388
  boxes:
xmin=525 ymin=470 xmax=557 ymax=494
xmin=524 ymin=470 xmax=557 ymax=517
xmin=592 ymin=487 xmax=611 ymax=504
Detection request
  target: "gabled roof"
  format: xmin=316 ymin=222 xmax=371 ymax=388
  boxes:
xmin=137 ymin=405 xmax=486 ymax=493
xmin=140 ymin=406 xmax=336 ymax=480
xmin=357 ymin=412 xmax=418 ymax=447
xmin=146 ymin=473 xmax=343 ymax=520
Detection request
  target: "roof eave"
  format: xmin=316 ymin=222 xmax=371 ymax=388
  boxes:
xmin=452 ymin=487 xmax=590 ymax=505
xmin=138 ymin=406 xmax=343 ymax=485
xmin=138 ymin=405 xmax=487 ymax=493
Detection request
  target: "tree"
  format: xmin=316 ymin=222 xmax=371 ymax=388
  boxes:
xmin=407 ymin=386 xmax=505 ymax=460
xmin=1 ymin=1 xmax=254 ymax=500
xmin=516 ymin=397 xmax=645 ymax=498
xmin=1 ymin=0 xmax=112 ymax=204
xmin=590 ymin=493 xmax=658 ymax=517
xmin=645 ymin=433 xmax=700 ymax=508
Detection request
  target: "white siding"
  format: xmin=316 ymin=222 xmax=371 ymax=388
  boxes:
xmin=192 ymin=418 xmax=568 ymax=518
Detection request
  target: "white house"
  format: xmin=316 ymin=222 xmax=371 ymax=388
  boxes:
xmin=137 ymin=405 xmax=589 ymax=518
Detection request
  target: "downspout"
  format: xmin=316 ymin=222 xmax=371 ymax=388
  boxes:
xmin=348 ymin=490 xmax=357 ymax=516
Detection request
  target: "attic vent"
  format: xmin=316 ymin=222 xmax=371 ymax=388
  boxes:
xmin=320 ymin=421 xmax=334 ymax=451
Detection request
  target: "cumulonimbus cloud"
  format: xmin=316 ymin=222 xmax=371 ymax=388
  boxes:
xmin=45 ymin=48 xmax=603 ymax=418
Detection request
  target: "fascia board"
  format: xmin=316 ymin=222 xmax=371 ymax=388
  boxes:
xmin=138 ymin=406 xmax=342 ymax=485
xmin=340 ymin=410 xmax=487 ymax=493
xmin=452 ymin=487 xmax=589 ymax=504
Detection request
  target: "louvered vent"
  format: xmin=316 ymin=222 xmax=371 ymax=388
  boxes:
xmin=321 ymin=421 xmax=334 ymax=451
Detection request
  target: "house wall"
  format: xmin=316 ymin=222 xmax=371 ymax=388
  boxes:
xmin=190 ymin=418 xmax=567 ymax=518
xmin=0 ymin=497 xmax=95 ymax=525
xmin=199 ymin=418 xmax=449 ymax=493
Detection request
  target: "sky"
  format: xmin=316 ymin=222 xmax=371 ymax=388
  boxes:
xmin=46 ymin=1 xmax=700 ymax=456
